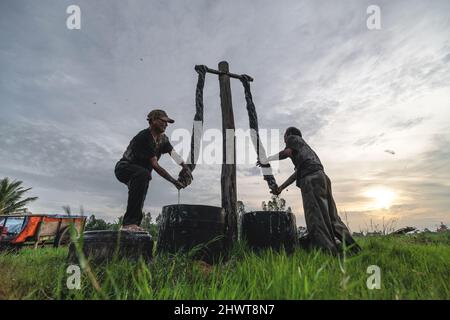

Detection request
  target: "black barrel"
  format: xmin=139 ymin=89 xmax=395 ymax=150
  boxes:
xmin=68 ymin=230 xmax=153 ymax=264
xmin=156 ymin=204 xmax=227 ymax=263
xmin=241 ymin=211 xmax=297 ymax=253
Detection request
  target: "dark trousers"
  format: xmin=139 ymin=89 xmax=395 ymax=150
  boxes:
xmin=300 ymin=170 xmax=361 ymax=255
xmin=114 ymin=161 xmax=151 ymax=226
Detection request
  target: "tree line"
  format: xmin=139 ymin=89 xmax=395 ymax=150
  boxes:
xmin=84 ymin=212 xmax=159 ymax=237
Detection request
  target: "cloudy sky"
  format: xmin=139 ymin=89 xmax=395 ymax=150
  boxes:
xmin=1 ymin=0 xmax=449 ymax=231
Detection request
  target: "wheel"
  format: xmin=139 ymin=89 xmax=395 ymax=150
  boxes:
xmin=67 ymin=230 xmax=153 ymax=264
xmin=157 ymin=204 xmax=227 ymax=264
xmin=54 ymin=227 xmax=75 ymax=248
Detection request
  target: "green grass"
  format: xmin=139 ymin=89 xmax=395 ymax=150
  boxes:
xmin=0 ymin=233 xmax=449 ymax=300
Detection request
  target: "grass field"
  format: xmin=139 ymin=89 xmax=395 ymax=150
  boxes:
xmin=0 ymin=233 xmax=449 ymax=300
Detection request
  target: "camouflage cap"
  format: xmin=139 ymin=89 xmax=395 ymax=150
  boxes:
xmin=147 ymin=109 xmax=175 ymax=123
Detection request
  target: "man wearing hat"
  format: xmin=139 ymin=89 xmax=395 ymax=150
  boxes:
xmin=115 ymin=109 xmax=193 ymax=232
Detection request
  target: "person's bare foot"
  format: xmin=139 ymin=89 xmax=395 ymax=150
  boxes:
xmin=120 ymin=224 xmax=146 ymax=232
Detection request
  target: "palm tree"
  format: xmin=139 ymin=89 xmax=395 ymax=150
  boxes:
xmin=0 ymin=178 xmax=38 ymax=215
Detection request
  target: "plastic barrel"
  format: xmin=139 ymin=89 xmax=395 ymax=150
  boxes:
xmin=241 ymin=211 xmax=297 ymax=253
xmin=156 ymin=204 xmax=227 ymax=263
xmin=68 ymin=230 xmax=153 ymax=264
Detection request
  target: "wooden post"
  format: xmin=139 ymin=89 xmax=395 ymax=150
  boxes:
xmin=218 ymin=61 xmax=237 ymax=247
xmin=34 ymin=218 xmax=43 ymax=249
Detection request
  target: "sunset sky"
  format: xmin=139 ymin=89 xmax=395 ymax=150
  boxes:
xmin=1 ymin=0 xmax=449 ymax=231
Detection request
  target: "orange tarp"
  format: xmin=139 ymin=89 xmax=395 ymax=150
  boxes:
xmin=12 ymin=216 xmax=42 ymax=243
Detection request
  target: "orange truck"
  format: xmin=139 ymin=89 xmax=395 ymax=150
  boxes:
xmin=0 ymin=214 xmax=86 ymax=250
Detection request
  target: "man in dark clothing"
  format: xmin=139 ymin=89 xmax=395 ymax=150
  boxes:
xmin=259 ymin=127 xmax=361 ymax=255
xmin=115 ymin=109 xmax=192 ymax=232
